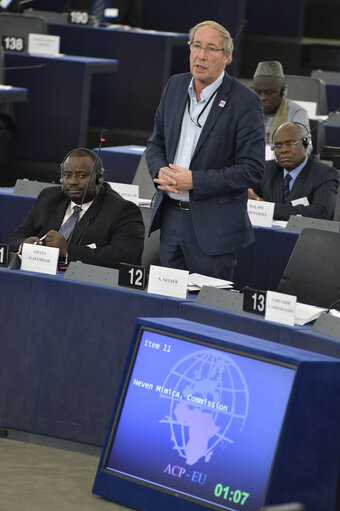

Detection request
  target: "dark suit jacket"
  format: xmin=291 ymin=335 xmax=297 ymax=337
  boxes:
xmin=146 ymin=71 xmax=265 ymax=255
xmin=7 ymin=183 xmax=145 ymax=268
xmin=253 ymin=156 xmax=339 ymax=221
xmin=64 ymin=0 xmax=142 ymax=26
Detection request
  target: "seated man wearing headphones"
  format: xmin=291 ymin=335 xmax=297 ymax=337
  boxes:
xmin=253 ymin=61 xmax=310 ymax=144
xmin=248 ymin=122 xmax=339 ymax=220
xmin=7 ymin=148 xmax=145 ymax=268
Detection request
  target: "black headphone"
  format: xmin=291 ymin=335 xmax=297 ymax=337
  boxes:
xmin=280 ymin=82 xmax=287 ymax=97
xmin=59 ymin=147 xmax=105 ymax=185
xmin=293 ymin=122 xmax=311 ymax=148
xmin=271 ymin=122 xmax=311 ymax=149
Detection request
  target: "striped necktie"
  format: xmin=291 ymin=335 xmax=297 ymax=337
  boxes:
xmin=283 ymin=174 xmax=292 ymax=203
xmin=59 ymin=205 xmax=81 ymax=241
xmin=92 ymin=0 xmax=106 ymax=21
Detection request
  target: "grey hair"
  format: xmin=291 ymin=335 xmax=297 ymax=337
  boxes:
xmin=189 ymin=20 xmax=233 ymax=63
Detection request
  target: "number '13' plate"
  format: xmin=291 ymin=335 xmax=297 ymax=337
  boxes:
xmin=243 ymin=287 xmax=267 ymax=316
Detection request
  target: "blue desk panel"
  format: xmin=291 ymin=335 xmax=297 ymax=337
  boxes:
xmin=0 ymin=188 xmax=34 ymax=242
xmin=93 ymin=145 xmax=145 ymax=183
xmin=325 ymin=124 xmax=340 ymax=147
xmin=326 ymin=83 xmax=340 ymax=112
xmin=5 ymin=53 xmax=118 ymax=162
xmin=177 ymin=302 xmax=340 ymax=359
xmin=0 ymin=269 xmax=181 ymax=445
xmin=48 ymin=23 xmax=189 ymax=132
xmin=1 ymin=268 xmax=339 ymax=449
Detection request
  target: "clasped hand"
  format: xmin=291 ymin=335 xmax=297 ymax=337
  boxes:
xmin=24 ymin=230 xmax=68 ymax=258
xmin=248 ymin=188 xmax=263 ymax=201
xmin=154 ymin=164 xmax=193 ymax=194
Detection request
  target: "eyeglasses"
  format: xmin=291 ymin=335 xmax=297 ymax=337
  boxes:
xmin=270 ymin=139 xmax=304 ymax=151
xmin=189 ymin=42 xmax=225 ymax=56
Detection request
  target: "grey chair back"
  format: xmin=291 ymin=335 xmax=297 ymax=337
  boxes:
xmin=325 ymin=111 xmax=340 ymax=126
xmin=132 ymin=152 xmax=160 ymax=267
xmin=277 ymin=228 xmax=340 ymax=308
xmin=0 ymin=13 xmax=48 ymax=53
xmin=332 ymin=170 xmax=340 ymax=221
xmin=309 ymin=118 xmax=325 ymax=155
xmin=285 ymin=75 xmax=328 ymax=115
xmin=311 ymin=69 xmax=340 ymax=85
xmin=140 ymin=206 xmax=160 ymax=268
xmin=132 ymin=151 xmax=156 ymax=201
xmin=0 ymin=45 xmax=4 ymax=84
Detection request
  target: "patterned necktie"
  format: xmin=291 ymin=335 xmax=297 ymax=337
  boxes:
xmin=92 ymin=0 xmax=106 ymax=21
xmin=59 ymin=205 xmax=81 ymax=241
xmin=283 ymin=174 xmax=292 ymax=203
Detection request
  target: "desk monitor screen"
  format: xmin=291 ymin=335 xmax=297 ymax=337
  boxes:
xmin=100 ymin=327 xmax=296 ymax=511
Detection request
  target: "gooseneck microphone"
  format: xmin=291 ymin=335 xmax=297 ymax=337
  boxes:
xmin=327 ymin=299 xmax=340 ymax=313
xmin=306 ymin=106 xmax=340 ymax=145
xmin=233 ymin=19 xmax=248 ymax=46
xmin=309 ymin=106 xmax=340 ymax=135
xmin=0 ymin=64 xmax=46 ymax=71
xmin=67 ymin=129 xmax=108 ymax=246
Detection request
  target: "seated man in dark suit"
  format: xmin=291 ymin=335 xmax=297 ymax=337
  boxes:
xmin=8 ymin=148 xmax=145 ymax=268
xmin=248 ymin=122 xmax=339 ymax=221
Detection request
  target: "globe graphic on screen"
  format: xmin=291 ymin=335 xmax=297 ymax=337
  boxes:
xmin=159 ymin=349 xmax=249 ymax=466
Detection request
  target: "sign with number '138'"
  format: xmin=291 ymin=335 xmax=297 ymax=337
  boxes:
xmin=2 ymin=35 xmax=24 ymax=52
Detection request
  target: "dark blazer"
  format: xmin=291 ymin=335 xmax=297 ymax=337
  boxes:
xmin=254 ymin=156 xmax=339 ymax=221
xmin=7 ymin=183 xmax=145 ymax=268
xmin=146 ymin=71 xmax=265 ymax=255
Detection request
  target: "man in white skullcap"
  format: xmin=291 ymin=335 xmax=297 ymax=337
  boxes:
xmin=253 ymin=61 xmax=310 ymax=144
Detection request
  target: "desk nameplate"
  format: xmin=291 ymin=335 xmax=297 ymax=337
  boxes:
xmin=21 ymin=243 xmax=59 ymax=275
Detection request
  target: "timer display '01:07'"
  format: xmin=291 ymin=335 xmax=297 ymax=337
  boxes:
xmin=214 ymin=484 xmax=250 ymax=506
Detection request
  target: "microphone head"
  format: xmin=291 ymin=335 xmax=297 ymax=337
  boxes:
xmin=100 ymin=129 xmax=108 ymax=144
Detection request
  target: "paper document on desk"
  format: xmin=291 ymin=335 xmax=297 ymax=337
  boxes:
xmin=188 ymin=273 xmax=233 ymax=291
xmin=272 ymin=220 xmax=287 ymax=229
xmin=139 ymin=199 xmax=152 ymax=207
xmin=294 ymin=302 xmax=327 ymax=325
